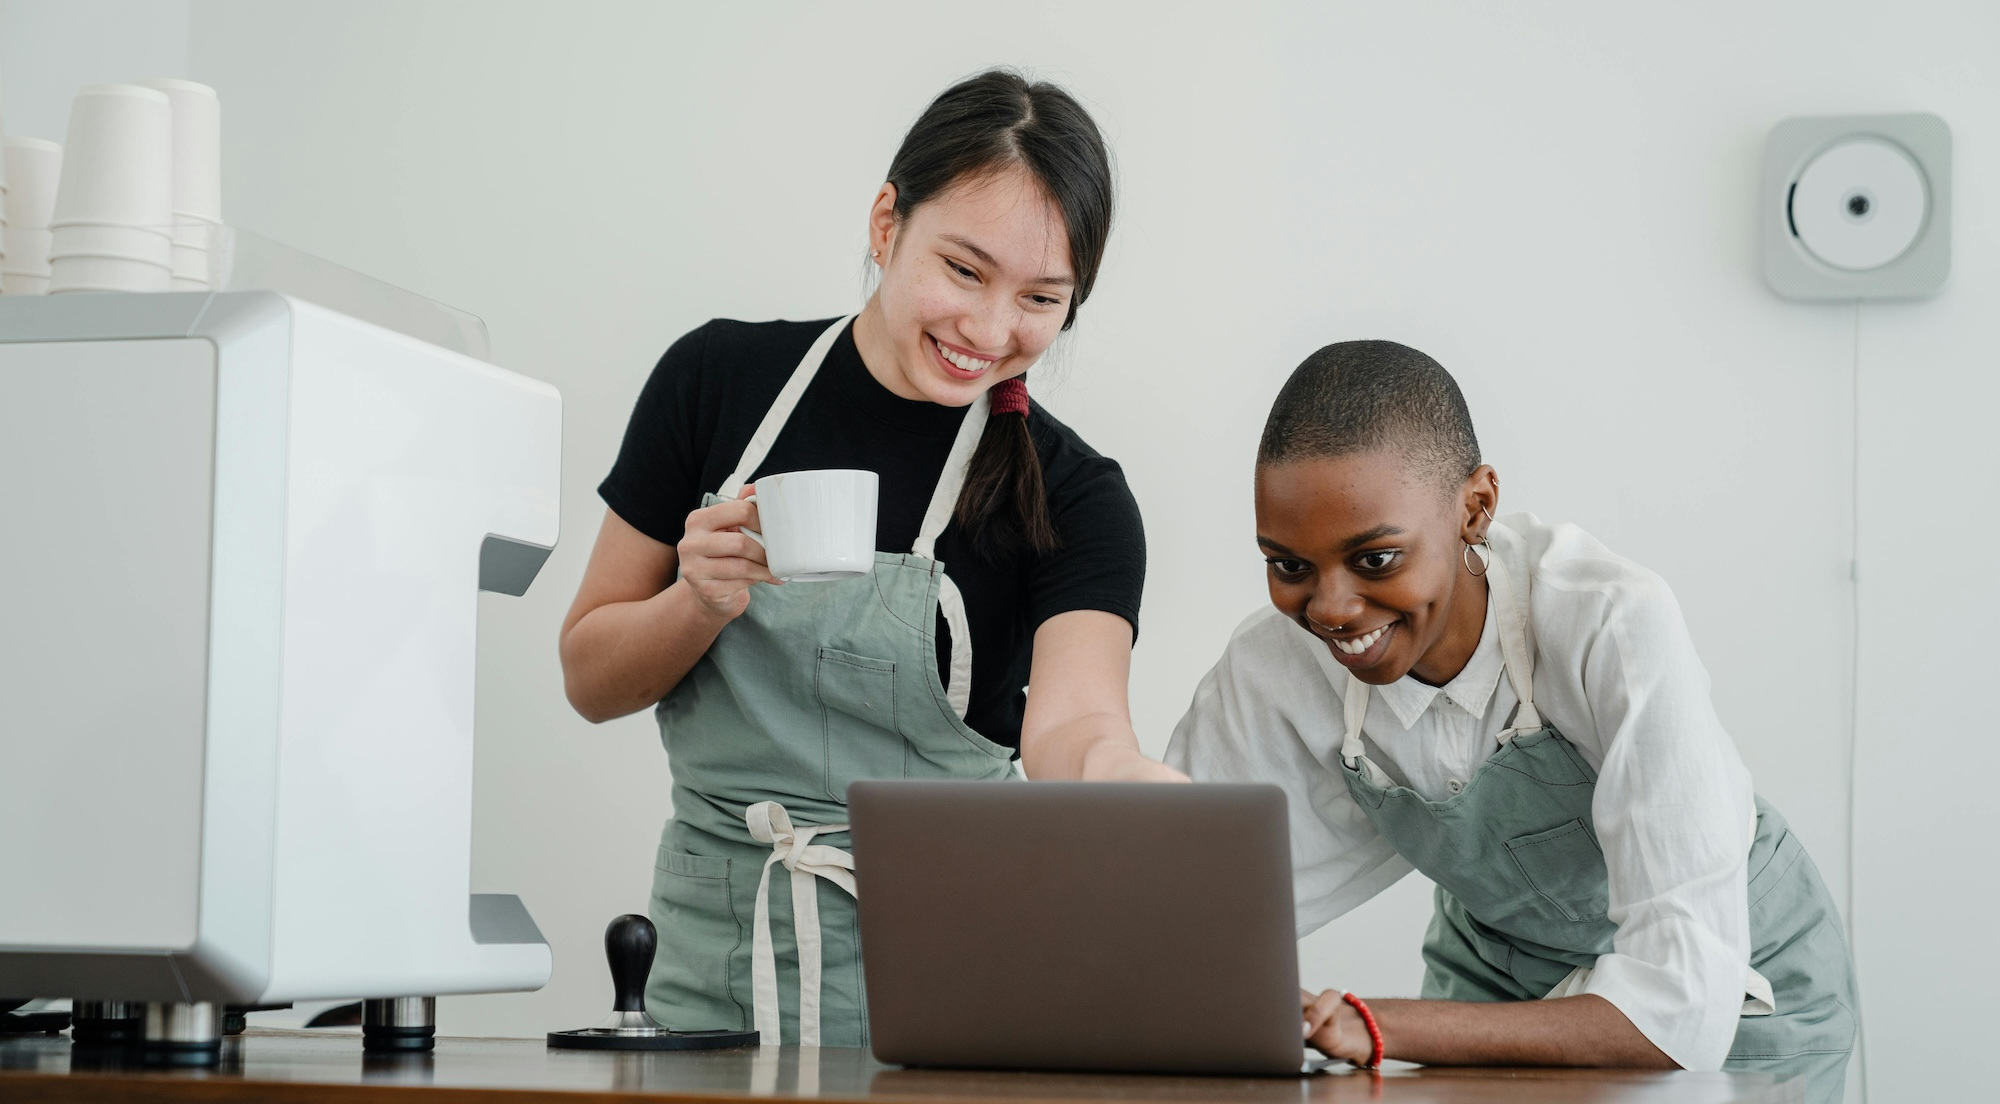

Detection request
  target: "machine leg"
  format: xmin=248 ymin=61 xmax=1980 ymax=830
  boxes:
xmin=362 ymin=996 xmax=436 ymax=1053
xmin=71 ymin=1000 xmax=144 ymax=1046
xmin=142 ymin=1001 xmax=223 ymax=1066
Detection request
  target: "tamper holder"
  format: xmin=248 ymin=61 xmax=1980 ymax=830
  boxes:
xmin=547 ymin=914 xmax=758 ymax=1051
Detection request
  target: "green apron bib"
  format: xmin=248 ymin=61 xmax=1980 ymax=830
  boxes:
xmin=1336 ymin=552 xmax=1856 ymax=1103
xmin=645 ymin=317 xmax=1015 ymax=1047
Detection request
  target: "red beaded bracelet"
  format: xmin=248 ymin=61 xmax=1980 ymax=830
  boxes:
xmin=1341 ymin=991 xmax=1385 ymax=1070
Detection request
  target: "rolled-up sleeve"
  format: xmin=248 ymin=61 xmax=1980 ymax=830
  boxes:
xmin=1167 ymin=609 xmax=1411 ymax=938
xmin=1553 ymin=572 xmax=1756 ymax=1070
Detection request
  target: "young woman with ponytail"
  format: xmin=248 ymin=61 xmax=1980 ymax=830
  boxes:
xmin=559 ymin=70 xmax=1178 ymax=1048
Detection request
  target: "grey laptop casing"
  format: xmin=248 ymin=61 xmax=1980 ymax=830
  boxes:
xmin=850 ymin=781 xmax=1301 ymax=1076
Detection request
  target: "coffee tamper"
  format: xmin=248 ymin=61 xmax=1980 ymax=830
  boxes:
xmin=547 ymin=914 xmax=758 ymax=1050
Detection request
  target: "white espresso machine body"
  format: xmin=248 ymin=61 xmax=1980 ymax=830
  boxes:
xmin=0 ymin=291 xmax=559 ymax=1005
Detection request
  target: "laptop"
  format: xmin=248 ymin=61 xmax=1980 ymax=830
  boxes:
xmin=849 ymin=781 xmax=1303 ymax=1076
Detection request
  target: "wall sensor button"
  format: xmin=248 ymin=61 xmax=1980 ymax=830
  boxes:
xmin=1791 ymin=138 xmax=1928 ymax=271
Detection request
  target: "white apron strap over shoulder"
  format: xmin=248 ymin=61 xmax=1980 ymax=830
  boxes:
xmin=713 ymin=313 xmax=989 ymax=721
xmin=718 ymin=316 xmax=854 ymax=501
xmin=1479 ymin=551 xmax=1543 ymax=740
xmin=915 ymin=392 xmax=989 ymax=719
xmin=1339 ymin=670 xmax=1388 ymax=782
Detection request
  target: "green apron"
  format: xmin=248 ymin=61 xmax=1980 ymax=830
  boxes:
xmin=646 ymin=317 xmax=1015 ymax=1047
xmin=1337 ymin=553 xmax=1856 ymax=1102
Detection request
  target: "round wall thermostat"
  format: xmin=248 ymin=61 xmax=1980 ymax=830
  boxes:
xmin=1790 ymin=138 xmax=1928 ymax=271
xmin=1762 ymin=113 xmax=1951 ymax=300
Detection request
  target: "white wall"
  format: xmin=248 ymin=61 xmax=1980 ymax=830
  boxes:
xmin=5 ymin=0 xmax=1992 ymax=1097
xmin=0 ymin=0 xmax=189 ymax=141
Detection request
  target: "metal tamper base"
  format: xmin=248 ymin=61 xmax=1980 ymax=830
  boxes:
xmin=547 ymin=914 xmax=758 ymax=1051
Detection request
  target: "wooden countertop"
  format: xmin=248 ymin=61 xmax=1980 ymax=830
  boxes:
xmin=0 ymin=1029 xmax=1796 ymax=1103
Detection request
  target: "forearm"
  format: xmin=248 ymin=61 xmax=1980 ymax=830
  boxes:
xmin=1016 ymin=611 xmax=1186 ymax=782
xmin=561 ymin=578 xmax=732 ymax=723
xmin=1368 ymin=995 xmax=1676 ymax=1069
xmin=1021 ymin=711 xmax=1140 ymax=780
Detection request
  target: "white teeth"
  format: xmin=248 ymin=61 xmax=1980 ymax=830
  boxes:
xmin=1332 ymin=624 xmax=1390 ymax=655
xmin=934 ymin=337 xmax=993 ymax=373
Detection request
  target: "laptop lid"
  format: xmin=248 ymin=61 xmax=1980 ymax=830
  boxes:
xmin=850 ymin=781 xmax=1301 ymax=1075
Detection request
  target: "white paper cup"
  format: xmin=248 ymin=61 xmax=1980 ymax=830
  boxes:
xmin=2 ymin=271 xmax=51 ymax=295
xmin=50 ymin=221 xmax=173 ymax=265
xmin=139 ymin=79 xmax=222 ymax=224
xmin=51 ymin=253 xmax=171 ymax=293
xmin=2 ymin=227 xmax=51 ymax=277
xmin=170 ymin=242 xmax=208 ymax=284
xmin=170 ymin=214 xmax=220 ymax=250
xmin=2 ymin=138 xmax=64 ymax=232
xmin=743 ymin=469 xmax=879 ymax=582
xmin=51 ymin=84 xmax=173 ymax=230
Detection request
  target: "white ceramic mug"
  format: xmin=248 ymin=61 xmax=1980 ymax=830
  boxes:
xmin=743 ymin=469 xmax=878 ymax=582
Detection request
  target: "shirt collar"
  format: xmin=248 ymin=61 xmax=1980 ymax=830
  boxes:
xmin=1372 ymin=592 xmax=1504 ymax=729
xmin=829 ymin=321 xmax=964 ymax=438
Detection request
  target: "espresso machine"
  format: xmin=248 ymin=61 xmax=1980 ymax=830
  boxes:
xmin=0 ymin=283 xmax=561 ymax=1062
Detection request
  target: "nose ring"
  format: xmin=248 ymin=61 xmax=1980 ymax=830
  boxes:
xmin=1305 ymin=614 xmax=1344 ymax=634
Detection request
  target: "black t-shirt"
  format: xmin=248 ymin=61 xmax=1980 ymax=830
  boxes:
xmin=599 ymin=317 xmax=1146 ymax=749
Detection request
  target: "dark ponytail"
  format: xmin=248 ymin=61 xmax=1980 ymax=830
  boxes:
xmin=883 ymin=69 xmax=1115 ymax=555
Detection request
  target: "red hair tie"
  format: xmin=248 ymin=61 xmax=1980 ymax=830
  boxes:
xmin=989 ymin=377 xmax=1029 ymax=417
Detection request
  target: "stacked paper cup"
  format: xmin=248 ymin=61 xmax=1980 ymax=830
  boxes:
xmin=49 ymin=84 xmax=174 ymax=293
xmin=140 ymin=79 xmax=221 ymax=289
xmin=1 ymin=71 xmax=9 ymax=276
xmin=3 ymin=138 xmax=64 ymax=294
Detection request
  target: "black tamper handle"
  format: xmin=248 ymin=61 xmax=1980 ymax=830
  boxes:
xmin=606 ymin=914 xmax=657 ymax=1014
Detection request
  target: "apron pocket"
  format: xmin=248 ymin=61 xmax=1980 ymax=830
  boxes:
xmin=816 ymin=648 xmax=902 ymax=802
xmin=648 ymin=846 xmax=745 ymax=1030
xmin=1505 ymin=818 xmax=1611 ymax=922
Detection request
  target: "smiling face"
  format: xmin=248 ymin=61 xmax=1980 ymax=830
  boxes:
xmin=1256 ymin=450 xmax=1499 ymax=687
xmin=853 ymin=167 xmax=1075 ymax=407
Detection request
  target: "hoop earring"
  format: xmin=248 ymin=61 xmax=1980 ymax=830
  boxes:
xmin=1463 ymin=540 xmax=1490 ymax=577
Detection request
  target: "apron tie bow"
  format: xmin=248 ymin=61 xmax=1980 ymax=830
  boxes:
xmin=745 ymin=801 xmax=856 ymax=1045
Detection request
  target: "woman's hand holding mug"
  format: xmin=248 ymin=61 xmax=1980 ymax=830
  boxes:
xmin=678 ymin=469 xmax=879 ymax=620
xmin=677 ymin=488 xmax=781 ymax=621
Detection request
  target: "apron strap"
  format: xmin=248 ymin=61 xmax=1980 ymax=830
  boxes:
xmin=913 ymin=392 xmax=989 ymax=558
xmin=1337 ymin=680 xmax=1394 ymax=786
xmin=1482 ymin=549 xmax=1543 ymax=741
xmin=1341 ymin=673 xmax=1370 ymax=766
xmin=718 ymin=316 xmax=854 ymax=500
xmin=715 ymin=311 xmax=992 ymax=719
xmin=745 ymin=801 xmax=857 ymax=1046
xmin=916 ymin=393 xmax=989 ymax=718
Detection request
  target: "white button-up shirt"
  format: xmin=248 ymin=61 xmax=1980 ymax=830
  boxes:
xmin=1165 ymin=514 xmax=1757 ymax=1071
